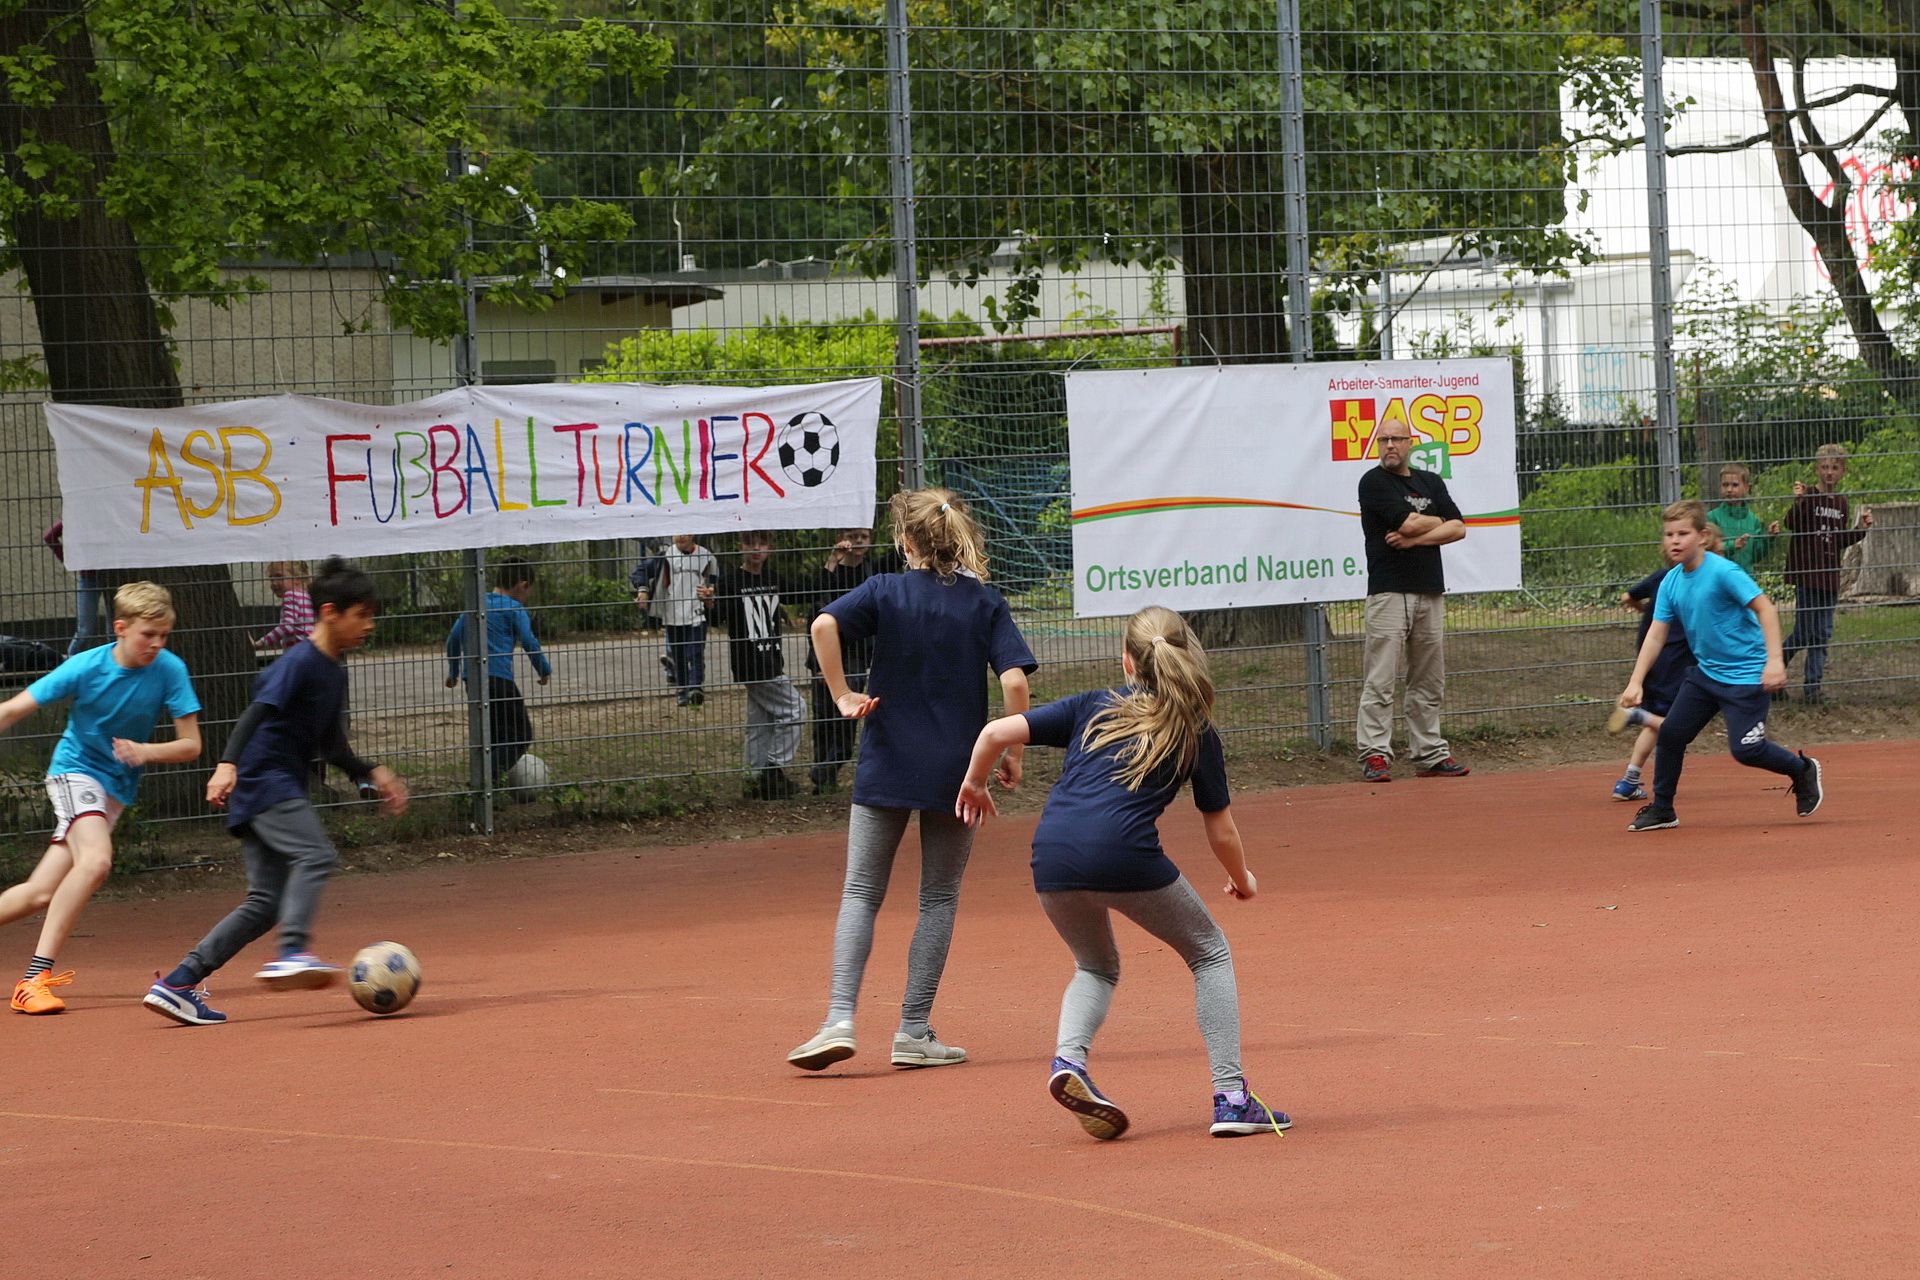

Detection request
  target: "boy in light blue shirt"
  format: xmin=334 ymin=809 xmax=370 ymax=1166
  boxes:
xmin=1616 ymin=501 xmax=1820 ymax=832
xmin=445 ymin=557 xmax=551 ymax=781
xmin=0 ymin=582 xmax=202 ymax=1014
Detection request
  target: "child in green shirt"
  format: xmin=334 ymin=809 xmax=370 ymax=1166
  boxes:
xmin=1705 ymin=462 xmax=1773 ymax=573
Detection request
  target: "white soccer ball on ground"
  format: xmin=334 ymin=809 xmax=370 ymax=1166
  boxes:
xmin=506 ymin=753 xmax=550 ymax=790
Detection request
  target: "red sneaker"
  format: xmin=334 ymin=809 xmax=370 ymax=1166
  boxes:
xmin=1361 ymin=754 xmax=1392 ymax=783
xmin=1416 ymin=757 xmax=1470 ymax=778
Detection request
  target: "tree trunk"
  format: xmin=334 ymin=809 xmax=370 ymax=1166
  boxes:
xmin=1176 ymin=151 xmax=1289 ymax=366
xmin=1175 ymin=150 xmax=1308 ymax=647
xmin=0 ymin=0 xmax=254 ymax=781
xmin=1843 ymin=502 xmax=1920 ymax=599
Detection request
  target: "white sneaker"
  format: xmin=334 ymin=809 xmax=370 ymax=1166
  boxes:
xmin=254 ymin=953 xmax=343 ymax=991
xmin=891 ymin=1028 xmax=967 ymax=1068
xmin=788 ymin=1021 xmax=856 ymax=1070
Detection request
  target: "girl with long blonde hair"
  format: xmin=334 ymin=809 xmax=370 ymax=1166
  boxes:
xmin=788 ymin=488 xmax=1036 ymax=1072
xmin=957 ymin=605 xmax=1288 ymax=1140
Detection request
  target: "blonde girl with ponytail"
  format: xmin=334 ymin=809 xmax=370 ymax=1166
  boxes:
xmin=957 ymin=605 xmax=1290 ymax=1141
xmin=787 ymin=488 xmax=1037 ymax=1072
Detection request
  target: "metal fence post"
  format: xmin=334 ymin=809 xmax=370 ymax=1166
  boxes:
xmin=449 ymin=115 xmax=495 ymax=837
xmin=1279 ymin=0 xmax=1331 ymax=750
xmin=884 ymin=0 xmax=924 ymax=491
xmin=460 ymin=548 xmax=495 ymax=836
xmin=1640 ymin=0 xmax=1683 ymax=506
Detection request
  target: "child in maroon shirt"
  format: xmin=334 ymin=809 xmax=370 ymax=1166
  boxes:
xmin=1767 ymin=444 xmax=1873 ymax=703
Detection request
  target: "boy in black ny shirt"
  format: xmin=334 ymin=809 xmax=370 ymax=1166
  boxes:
xmin=711 ymin=531 xmax=806 ymax=799
xmin=143 ymin=558 xmax=409 ymax=1025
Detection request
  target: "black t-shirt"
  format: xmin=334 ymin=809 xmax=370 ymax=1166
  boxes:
xmin=711 ymin=565 xmax=788 ymax=683
xmin=803 ymin=549 xmax=902 ymax=675
xmin=1357 ymin=465 xmax=1463 ymax=595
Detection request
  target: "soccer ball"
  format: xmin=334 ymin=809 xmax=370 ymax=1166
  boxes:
xmin=777 ymin=413 xmax=840 ymax=488
xmin=349 ymin=941 xmax=421 ymax=1016
xmin=506 ymin=752 xmax=550 ymax=790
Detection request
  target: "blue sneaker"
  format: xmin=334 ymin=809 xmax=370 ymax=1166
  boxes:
xmin=1210 ymin=1086 xmax=1292 ymax=1137
xmin=143 ymin=979 xmax=226 ymax=1026
xmin=255 ymin=953 xmax=343 ymax=991
xmin=1612 ymin=777 xmax=1647 ymax=802
xmin=1047 ymin=1057 xmax=1129 ymax=1141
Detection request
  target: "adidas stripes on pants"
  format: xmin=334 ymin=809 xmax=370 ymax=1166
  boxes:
xmin=1651 ymin=670 xmax=1806 ymax=810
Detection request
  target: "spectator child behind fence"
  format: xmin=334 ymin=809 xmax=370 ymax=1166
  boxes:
xmin=445 ymin=557 xmax=551 ymax=782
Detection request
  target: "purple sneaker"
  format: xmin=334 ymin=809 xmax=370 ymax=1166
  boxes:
xmin=1210 ymin=1085 xmax=1292 ymax=1137
xmin=1047 ymin=1057 xmax=1129 ymax=1141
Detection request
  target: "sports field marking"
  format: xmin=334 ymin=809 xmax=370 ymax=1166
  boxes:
xmin=0 ymin=1110 xmax=1353 ymax=1280
xmin=600 ymin=1087 xmax=833 ymax=1108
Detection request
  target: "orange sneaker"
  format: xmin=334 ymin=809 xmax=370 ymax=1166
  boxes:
xmin=11 ymin=970 xmax=75 ymax=1015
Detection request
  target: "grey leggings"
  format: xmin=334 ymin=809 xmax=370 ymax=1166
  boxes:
xmin=1040 ymin=876 xmax=1244 ymax=1093
xmin=825 ymin=804 xmax=975 ymax=1037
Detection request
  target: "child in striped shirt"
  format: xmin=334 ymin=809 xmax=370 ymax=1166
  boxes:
xmin=253 ymin=560 xmax=315 ymax=651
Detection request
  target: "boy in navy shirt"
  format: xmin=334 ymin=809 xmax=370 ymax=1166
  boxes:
xmin=145 ymin=558 xmax=409 ymax=1025
xmin=1604 ymin=524 xmax=1723 ymax=801
xmin=445 ymin=556 xmax=551 ymax=781
xmin=1616 ymin=502 xmax=1820 ymax=832
xmin=0 ymin=582 xmax=201 ymax=1014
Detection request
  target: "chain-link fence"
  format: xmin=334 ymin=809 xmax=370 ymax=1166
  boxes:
xmin=1 ymin=2 xmax=1915 ymax=859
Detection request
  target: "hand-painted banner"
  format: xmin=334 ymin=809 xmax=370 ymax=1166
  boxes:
xmin=1067 ymin=359 xmax=1521 ymax=617
xmin=47 ymin=380 xmax=880 ymax=570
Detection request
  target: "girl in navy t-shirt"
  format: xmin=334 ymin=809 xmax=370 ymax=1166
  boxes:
xmin=957 ymin=606 xmax=1288 ymax=1141
xmin=787 ymin=489 xmax=1036 ymax=1073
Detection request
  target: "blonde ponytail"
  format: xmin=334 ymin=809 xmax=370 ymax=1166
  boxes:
xmin=890 ymin=487 xmax=989 ymax=582
xmin=1080 ymin=606 xmax=1215 ymax=790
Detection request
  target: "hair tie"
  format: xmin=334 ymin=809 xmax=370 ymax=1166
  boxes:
xmin=939 ymin=502 xmax=950 ymax=512
xmin=1150 ymin=635 xmax=1167 ymax=645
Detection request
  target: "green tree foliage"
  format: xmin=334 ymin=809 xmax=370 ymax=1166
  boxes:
xmin=0 ymin=0 xmax=668 ymax=736
xmin=0 ymin=0 xmax=671 ymax=347
xmin=623 ymin=0 xmax=1637 ymax=354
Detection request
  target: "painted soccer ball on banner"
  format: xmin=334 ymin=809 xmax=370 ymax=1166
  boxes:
xmin=778 ymin=414 xmax=840 ymax=488
xmin=349 ymin=941 xmax=421 ymax=1015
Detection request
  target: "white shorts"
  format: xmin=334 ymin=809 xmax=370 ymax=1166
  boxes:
xmin=47 ymin=773 xmax=125 ymax=842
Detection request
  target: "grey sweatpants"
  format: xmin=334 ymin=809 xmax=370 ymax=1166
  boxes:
xmin=1040 ymin=876 xmax=1244 ymax=1093
xmin=179 ymin=799 xmax=339 ymax=982
xmin=825 ymin=804 xmax=975 ymax=1038
xmin=742 ymin=676 xmax=805 ymax=770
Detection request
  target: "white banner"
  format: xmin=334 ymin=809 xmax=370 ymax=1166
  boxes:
xmin=1068 ymin=359 xmax=1521 ymax=617
xmin=47 ymin=380 xmax=881 ymax=570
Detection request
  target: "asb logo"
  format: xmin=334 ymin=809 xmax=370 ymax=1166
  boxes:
xmin=1330 ymin=394 xmax=1486 ymax=464
xmin=1332 ymin=399 xmax=1375 ymax=461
